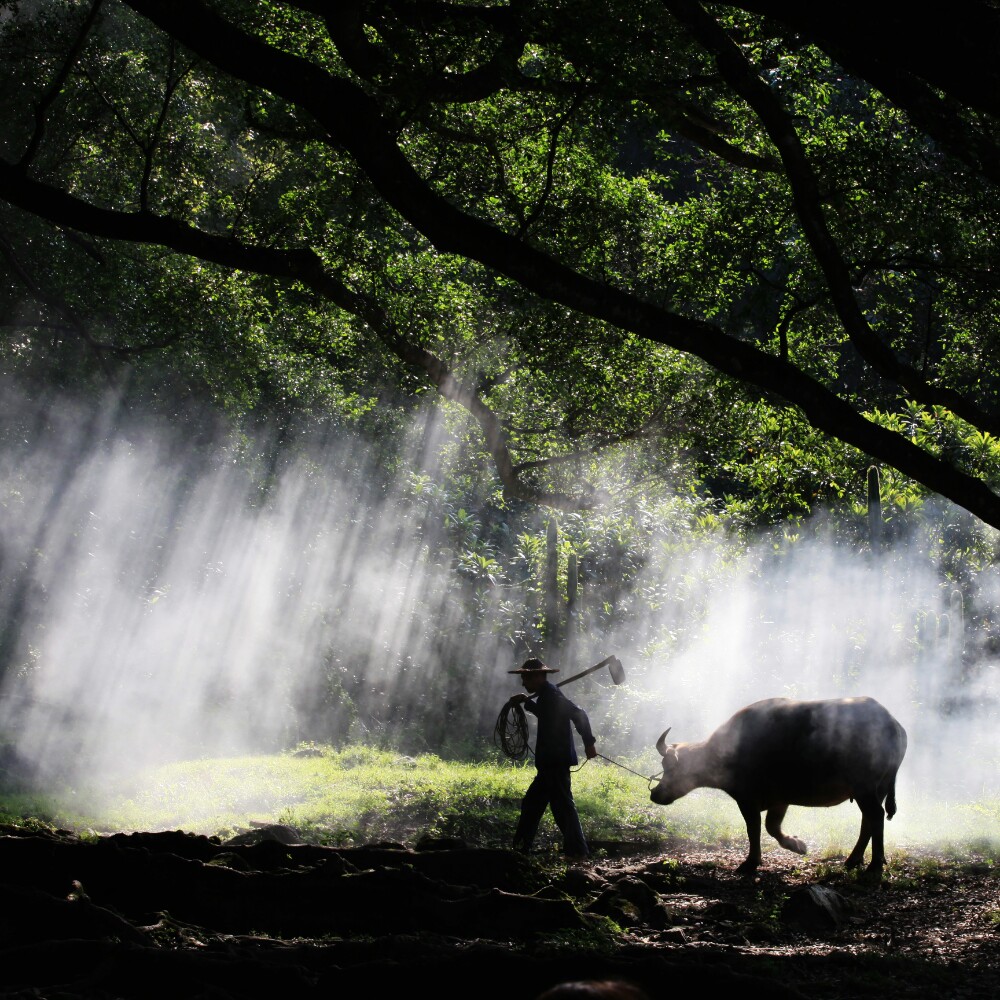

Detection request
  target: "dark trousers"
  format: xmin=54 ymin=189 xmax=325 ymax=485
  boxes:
xmin=512 ymin=765 xmax=589 ymax=856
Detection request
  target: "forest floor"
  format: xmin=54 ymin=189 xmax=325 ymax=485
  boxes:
xmin=0 ymin=824 xmax=997 ymax=1000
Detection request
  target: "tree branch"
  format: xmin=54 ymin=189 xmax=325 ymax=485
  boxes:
xmin=8 ymin=1 xmax=1000 ymax=527
xmin=665 ymin=0 xmax=1000 ymax=436
xmin=0 ymin=165 xmax=594 ymax=509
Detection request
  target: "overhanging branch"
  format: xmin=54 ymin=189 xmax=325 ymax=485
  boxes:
xmin=0 ymin=164 xmax=594 ymax=510
xmin=5 ymin=1 xmax=1000 ymax=526
xmin=111 ymin=0 xmax=1000 ymax=528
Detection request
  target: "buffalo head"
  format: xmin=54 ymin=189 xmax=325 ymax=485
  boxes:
xmin=650 ymin=727 xmax=686 ymax=805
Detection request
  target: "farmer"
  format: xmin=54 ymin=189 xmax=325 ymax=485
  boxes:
xmin=507 ymin=656 xmax=598 ymax=860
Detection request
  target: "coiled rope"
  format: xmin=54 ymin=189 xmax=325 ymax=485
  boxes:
xmin=493 ymin=698 xmax=531 ymax=760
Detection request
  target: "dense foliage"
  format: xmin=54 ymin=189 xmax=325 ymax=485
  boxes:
xmin=2 ymin=1 xmax=1000 ymax=526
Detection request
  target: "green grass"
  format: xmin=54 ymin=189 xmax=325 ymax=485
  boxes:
xmin=1 ymin=744 xmax=997 ymax=864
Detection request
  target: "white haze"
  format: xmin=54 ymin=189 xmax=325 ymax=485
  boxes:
xmin=618 ymin=536 xmax=999 ymax=847
xmin=0 ymin=379 xmax=997 ymax=844
xmin=0 ymin=380 xmax=521 ymax=782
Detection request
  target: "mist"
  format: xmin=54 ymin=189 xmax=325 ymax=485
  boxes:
xmin=621 ymin=536 xmax=999 ymax=846
xmin=1 ymin=378 xmax=996 ymax=844
xmin=0 ymin=378 xmax=520 ymax=782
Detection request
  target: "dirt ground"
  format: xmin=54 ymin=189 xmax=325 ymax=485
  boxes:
xmin=0 ymin=826 xmax=996 ymax=999
xmin=589 ymin=842 xmax=999 ymax=999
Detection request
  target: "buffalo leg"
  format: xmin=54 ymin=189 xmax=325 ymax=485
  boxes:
xmin=844 ymin=816 xmax=871 ymax=869
xmin=846 ymin=792 xmax=884 ymax=873
xmin=736 ymin=801 xmax=762 ymax=873
xmin=862 ymin=791 xmax=887 ymax=873
xmin=764 ymin=804 xmax=808 ymax=856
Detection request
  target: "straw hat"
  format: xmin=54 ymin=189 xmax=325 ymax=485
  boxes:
xmin=508 ymin=657 xmax=559 ymax=674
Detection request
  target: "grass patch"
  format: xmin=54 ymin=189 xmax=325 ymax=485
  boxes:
xmin=1 ymin=744 xmax=996 ymax=862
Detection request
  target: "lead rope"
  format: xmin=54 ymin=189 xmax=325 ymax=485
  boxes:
xmin=495 ymin=700 xmax=661 ymax=785
xmin=595 ymin=752 xmax=661 ymax=785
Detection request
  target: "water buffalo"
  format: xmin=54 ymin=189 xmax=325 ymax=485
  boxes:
xmin=650 ymin=696 xmax=907 ymax=877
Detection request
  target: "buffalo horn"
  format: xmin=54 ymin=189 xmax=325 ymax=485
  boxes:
xmin=655 ymin=727 xmax=672 ymax=755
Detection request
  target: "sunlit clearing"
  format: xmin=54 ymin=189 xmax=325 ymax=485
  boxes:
xmin=0 ymin=380 xmax=997 ymax=855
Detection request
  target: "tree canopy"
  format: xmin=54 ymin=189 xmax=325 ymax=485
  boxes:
xmin=3 ymin=1 xmax=1000 ymax=528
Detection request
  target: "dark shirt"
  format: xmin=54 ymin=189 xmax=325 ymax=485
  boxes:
xmin=523 ymin=680 xmax=595 ymax=768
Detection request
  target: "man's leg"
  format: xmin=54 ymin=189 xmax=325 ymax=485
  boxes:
xmin=548 ymin=769 xmax=589 ymax=857
xmin=512 ymin=770 xmax=549 ymax=852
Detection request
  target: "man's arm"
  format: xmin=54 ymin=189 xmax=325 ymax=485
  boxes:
xmin=567 ymin=700 xmax=597 ymax=757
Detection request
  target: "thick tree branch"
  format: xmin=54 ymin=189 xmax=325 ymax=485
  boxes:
xmin=728 ymin=0 xmax=1000 ymax=120
xmin=6 ymin=2 xmax=1000 ymax=527
xmin=36 ymin=0 xmax=986 ymax=528
xmin=723 ymin=2 xmax=1000 ymax=190
xmin=0 ymin=164 xmax=589 ymax=509
xmin=666 ymin=0 xmax=1000 ymax=437
xmin=824 ymin=58 xmax=1000 ymax=186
